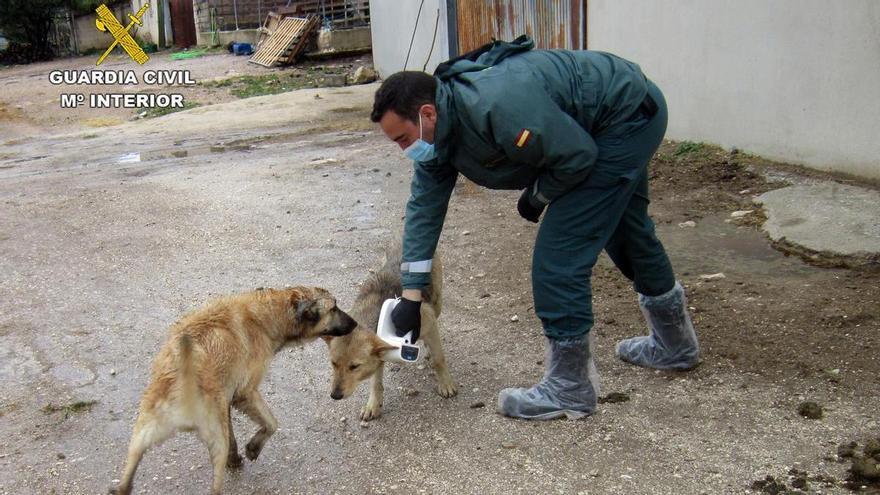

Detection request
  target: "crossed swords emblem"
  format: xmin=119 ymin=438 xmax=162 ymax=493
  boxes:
xmin=94 ymin=3 xmax=151 ymax=66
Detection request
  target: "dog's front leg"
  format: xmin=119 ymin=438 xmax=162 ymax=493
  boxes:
xmin=239 ymin=390 xmax=278 ymax=461
xmin=420 ymin=313 xmax=458 ymax=398
xmin=360 ymin=364 xmax=384 ymax=421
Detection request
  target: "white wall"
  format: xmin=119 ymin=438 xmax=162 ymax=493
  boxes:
xmin=129 ymin=0 xmax=172 ymax=48
xmin=369 ymin=0 xmax=450 ymax=77
xmin=588 ymin=0 xmax=880 ymax=179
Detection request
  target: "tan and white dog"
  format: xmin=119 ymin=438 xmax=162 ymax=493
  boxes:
xmin=110 ymin=286 xmax=357 ymax=495
xmin=326 ymin=245 xmax=456 ymax=420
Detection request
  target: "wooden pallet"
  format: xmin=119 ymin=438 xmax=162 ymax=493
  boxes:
xmin=248 ymin=15 xmax=320 ymax=67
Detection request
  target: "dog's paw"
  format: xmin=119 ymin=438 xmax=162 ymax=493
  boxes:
xmin=108 ymin=485 xmax=129 ymax=495
xmin=360 ymin=402 xmax=383 ymax=421
xmin=227 ymin=452 xmax=244 ymax=469
xmin=245 ymin=441 xmax=262 ymax=461
xmin=437 ymin=379 xmax=458 ymax=398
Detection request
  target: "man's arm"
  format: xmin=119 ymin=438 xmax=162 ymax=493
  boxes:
xmin=392 ymin=160 xmax=457 ymax=339
xmin=400 ymin=160 xmax=458 ymax=290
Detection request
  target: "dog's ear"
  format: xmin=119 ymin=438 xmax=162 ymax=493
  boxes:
xmin=371 ymin=342 xmax=398 ymax=357
xmin=295 ymin=298 xmax=320 ymax=323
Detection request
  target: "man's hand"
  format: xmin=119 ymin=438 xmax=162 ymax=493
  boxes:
xmin=517 ymin=188 xmax=545 ymax=223
xmin=391 ymin=297 xmax=422 ymax=342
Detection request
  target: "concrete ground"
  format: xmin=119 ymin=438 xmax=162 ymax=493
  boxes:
xmin=1 ymin=55 xmax=879 ymax=495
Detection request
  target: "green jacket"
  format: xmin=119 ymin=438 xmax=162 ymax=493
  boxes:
xmin=401 ymin=36 xmax=652 ymax=288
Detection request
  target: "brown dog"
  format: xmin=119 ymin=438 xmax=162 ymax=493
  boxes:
xmin=326 ymin=245 xmax=456 ymax=421
xmin=110 ymin=286 xmax=357 ymax=495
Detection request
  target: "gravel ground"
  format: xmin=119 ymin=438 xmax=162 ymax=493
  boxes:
xmin=1 ymin=56 xmax=879 ymax=495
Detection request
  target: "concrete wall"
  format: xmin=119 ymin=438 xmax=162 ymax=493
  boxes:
xmin=588 ymin=0 xmax=880 ymax=179
xmin=73 ymin=4 xmax=131 ymax=52
xmin=369 ymin=0 xmax=449 ymax=77
xmin=129 ymin=0 xmax=173 ymax=48
xmin=196 ymin=28 xmax=259 ymax=47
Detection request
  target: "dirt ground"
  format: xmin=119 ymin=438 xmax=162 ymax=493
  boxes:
xmin=1 ymin=53 xmax=879 ymax=495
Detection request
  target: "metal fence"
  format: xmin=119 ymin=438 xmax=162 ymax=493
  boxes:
xmin=195 ymin=0 xmax=369 ymax=32
xmin=48 ymin=9 xmax=75 ymax=56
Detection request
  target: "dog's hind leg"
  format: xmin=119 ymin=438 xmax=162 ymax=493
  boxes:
xmin=109 ymin=414 xmax=174 ymax=495
xmin=420 ymin=305 xmax=457 ymax=398
xmin=197 ymin=404 xmax=230 ymax=495
xmin=226 ymin=404 xmax=243 ymax=468
xmin=239 ymin=390 xmax=278 ymax=461
xmin=361 ymin=364 xmax=385 ymax=421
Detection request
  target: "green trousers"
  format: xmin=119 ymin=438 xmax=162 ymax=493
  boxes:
xmin=532 ymin=81 xmax=675 ymax=340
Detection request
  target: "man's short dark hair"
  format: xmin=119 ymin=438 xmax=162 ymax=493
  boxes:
xmin=370 ymin=71 xmax=437 ymax=123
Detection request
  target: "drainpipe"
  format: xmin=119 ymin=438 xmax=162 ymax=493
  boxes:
xmin=156 ymin=0 xmax=165 ymax=48
xmin=446 ymin=0 xmax=458 ymax=57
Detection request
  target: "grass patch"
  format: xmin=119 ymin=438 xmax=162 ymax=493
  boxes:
xmin=201 ymin=70 xmax=349 ymax=99
xmin=142 ymin=100 xmax=200 ymax=119
xmin=83 ymin=117 xmax=124 ymax=127
xmin=82 ymin=133 xmax=98 ymax=139
xmin=673 ymin=141 xmax=706 ymax=156
xmin=42 ymin=400 xmax=97 ymax=418
xmin=0 ymin=402 xmax=19 ymax=418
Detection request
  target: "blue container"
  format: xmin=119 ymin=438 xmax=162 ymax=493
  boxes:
xmin=232 ymin=43 xmax=254 ymax=56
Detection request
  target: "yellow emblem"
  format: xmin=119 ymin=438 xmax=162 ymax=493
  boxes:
xmin=95 ymin=3 xmax=150 ymax=66
xmin=515 ymin=129 xmax=531 ymax=148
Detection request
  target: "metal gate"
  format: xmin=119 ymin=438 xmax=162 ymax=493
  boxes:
xmin=449 ymin=0 xmax=587 ymax=56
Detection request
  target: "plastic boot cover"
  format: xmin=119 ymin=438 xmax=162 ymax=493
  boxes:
xmin=616 ymin=281 xmax=700 ymax=370
xmin=497 ymin=334 xmax=599 ymax=420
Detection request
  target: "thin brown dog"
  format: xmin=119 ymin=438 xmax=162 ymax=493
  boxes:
xmin=110 ymin=286 xmax=357 ymax=495
xmin=326 ymin=245 xmax=456 ymax=421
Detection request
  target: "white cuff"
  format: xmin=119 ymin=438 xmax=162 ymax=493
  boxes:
xmin=401 ymin=260 xmax=433 ymax=273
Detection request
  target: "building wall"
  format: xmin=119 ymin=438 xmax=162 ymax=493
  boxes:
xmin=127 ymin=0 xmax=173 ymax=48
xmin=72 ymin=4 xmax=134 ymax=52
xmin=588 ymin=0 xmax=880 ymax=179
xmin=369 ymin=0 xmax=449 ymax=77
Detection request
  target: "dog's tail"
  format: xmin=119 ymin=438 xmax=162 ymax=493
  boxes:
xmin=176 ymin=334 xmax=199 ymax=413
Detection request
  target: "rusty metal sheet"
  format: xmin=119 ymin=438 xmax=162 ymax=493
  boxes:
xmin=455 ymin=0 xmax=586 ymax=55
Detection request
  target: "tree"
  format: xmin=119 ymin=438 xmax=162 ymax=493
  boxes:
xmin=0 ymin=0 xmax=103 ymax=62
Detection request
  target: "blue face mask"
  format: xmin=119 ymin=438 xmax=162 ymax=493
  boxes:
xmin=404 ymin=114 xmax=436 ymax=162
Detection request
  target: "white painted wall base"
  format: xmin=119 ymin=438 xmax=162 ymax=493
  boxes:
xmin=588 ymin=0 xmax=880 ymax=179
xmin=369 ymin=0 xmax=449 ymax=77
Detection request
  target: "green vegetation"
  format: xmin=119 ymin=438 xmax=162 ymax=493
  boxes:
xmin=0 ymin=0 xmax=114 ymax=62
xmin=42 ymin=399 xmax=97 ymax=418
xmin=142 ymin=100 xmax=200 ymax=119
xmin=201 ymin=69 xmax=348 ymax=99
xmin=673 ymin=141 xmax=706 ymax=156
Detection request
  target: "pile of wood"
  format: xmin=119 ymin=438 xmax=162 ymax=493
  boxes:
xmin=248 ymin=13 xmax=320 ymax=67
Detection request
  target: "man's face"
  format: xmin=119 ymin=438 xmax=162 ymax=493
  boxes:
xmin=378 ymin=104 xmax=437 ymax=151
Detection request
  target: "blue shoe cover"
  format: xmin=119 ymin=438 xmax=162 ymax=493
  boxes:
xmin=616 ymin=281 xmax=700 ymax=370
xmin=498 ymin=334 xmax=599 ymax=420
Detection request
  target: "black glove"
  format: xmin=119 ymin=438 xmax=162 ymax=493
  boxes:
xmin=391 ymin=297 xmax=421 ymax=343
xmin=517 ymin=188 xmax=545 ymax=223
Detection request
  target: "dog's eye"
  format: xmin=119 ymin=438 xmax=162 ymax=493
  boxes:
xmin=349 ymin=364 xmax=360 ymax=371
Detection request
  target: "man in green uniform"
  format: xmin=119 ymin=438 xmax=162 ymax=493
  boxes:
xmin=372 ymin=36 xmax=700 ymax=420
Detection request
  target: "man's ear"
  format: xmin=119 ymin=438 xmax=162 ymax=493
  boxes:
xmin=419 ymin=103 xmax=437 ymax=124
xmin=295 ymin=299 xmax=320 ymax=323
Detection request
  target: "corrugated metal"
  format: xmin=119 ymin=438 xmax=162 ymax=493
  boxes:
xmin=455 ymin=0 xmax=586 ymax=54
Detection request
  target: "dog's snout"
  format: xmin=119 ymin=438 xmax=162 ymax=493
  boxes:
xmin=330 ymin=388 xmax=344 ymax=400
